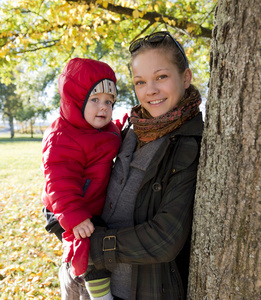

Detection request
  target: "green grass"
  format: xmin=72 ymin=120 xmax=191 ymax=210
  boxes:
xmin=0 ymin=135 xmax=62 ymax=299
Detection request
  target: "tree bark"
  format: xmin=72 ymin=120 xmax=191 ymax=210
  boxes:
xmin=188 ymin=0 xmax=261 ymax=299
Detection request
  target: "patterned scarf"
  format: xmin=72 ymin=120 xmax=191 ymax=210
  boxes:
xmin=130 ymin=84 xmax=202 ymax=149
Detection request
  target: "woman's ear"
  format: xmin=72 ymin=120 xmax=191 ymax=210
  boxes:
xmin=184 ymin=68 xmax=192 ymax=89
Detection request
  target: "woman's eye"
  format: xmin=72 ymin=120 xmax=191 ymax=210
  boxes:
xmin=135 ymin=81 xmax=145 ymax=86
xmin=158 ymin=75 xmax=167 ymax=80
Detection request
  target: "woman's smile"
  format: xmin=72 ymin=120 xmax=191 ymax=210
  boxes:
xmin=148 ymin=98 xmax=167 ymax=105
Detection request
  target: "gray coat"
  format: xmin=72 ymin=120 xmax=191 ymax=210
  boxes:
xmin=90 ymin=113 xmax=203 ymax=300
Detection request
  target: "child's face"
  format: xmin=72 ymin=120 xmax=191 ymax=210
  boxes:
xmin=84 ymin=93 xmax=114 ymax=129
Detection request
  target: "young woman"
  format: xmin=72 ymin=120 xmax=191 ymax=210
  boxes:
xmin=60 ymin=31 xmax=203 ymax=300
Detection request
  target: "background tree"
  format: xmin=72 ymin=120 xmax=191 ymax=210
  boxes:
xmin=0 ymin=67 xmax=53 ymax=137
xmin=0 ymin=81 xmax=21 ymax=138
xmin=15 ymin=68 xmax=53 ymax=137
xmin=15 ymin=100 xmax=50 ymax=138
xmin=188 ymin=0 xmax=261 ymax=299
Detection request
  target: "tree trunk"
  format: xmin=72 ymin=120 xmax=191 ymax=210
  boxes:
xmin=8 ymin=115 xmax=14 ymax=138
xmin=188 ymin=0 xmax=261 ymax=299
xmin=30 ymin=119 xmax=34 ymax=138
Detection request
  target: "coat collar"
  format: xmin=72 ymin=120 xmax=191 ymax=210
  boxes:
xmin=169 ymin=112 xmax=203 ymax=137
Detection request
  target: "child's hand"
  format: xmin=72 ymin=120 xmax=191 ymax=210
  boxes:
xmin=73 ymin=218 xmax=94 ymax=239
xmin=113 ymin=112 xmax=129 ymax=131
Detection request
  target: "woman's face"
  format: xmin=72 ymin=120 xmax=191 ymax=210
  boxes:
xmin=131 ymin=49 xmax=191 ymax=117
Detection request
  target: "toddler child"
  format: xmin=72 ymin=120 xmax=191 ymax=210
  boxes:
xmin=42 ymin=58 xmax=126 ymax=300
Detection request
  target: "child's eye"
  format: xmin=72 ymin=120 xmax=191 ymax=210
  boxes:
xmin=91 ymin=98 xmax=98 ymax=103
xmin=106 ymin=100 xmax=113 ymax=105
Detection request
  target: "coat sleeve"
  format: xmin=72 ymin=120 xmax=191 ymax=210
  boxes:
xmin=42 ymin=131 xmax=92 ymax=231
xmin=89 ymin=137 xmax=200 ymax=270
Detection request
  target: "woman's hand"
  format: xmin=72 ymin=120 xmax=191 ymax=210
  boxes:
xmin=73 ymin=218 xmax=94 ymax=239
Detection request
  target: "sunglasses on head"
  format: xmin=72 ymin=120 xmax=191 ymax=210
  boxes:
xmin=129 ymin=31 xmax=189 ymax=68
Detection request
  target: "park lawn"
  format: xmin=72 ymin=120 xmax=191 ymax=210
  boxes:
xmin=0 ymin=135 xmax=61 ymax=299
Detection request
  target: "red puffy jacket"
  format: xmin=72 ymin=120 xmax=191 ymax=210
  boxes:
xmin=41 ymin=58 xmax=122 ymax=275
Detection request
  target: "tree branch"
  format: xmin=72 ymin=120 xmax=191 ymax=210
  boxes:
xmin=13 ymin=39 xmax=61 ymax=54
xmin=130 ymin=22 xmax=154 ymax=44
xmin=66 ymin=0 xmax=212 ymax=38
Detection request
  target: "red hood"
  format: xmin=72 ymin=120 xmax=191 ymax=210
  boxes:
xmin=58 ymin=58 xmax=117 ymax=129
